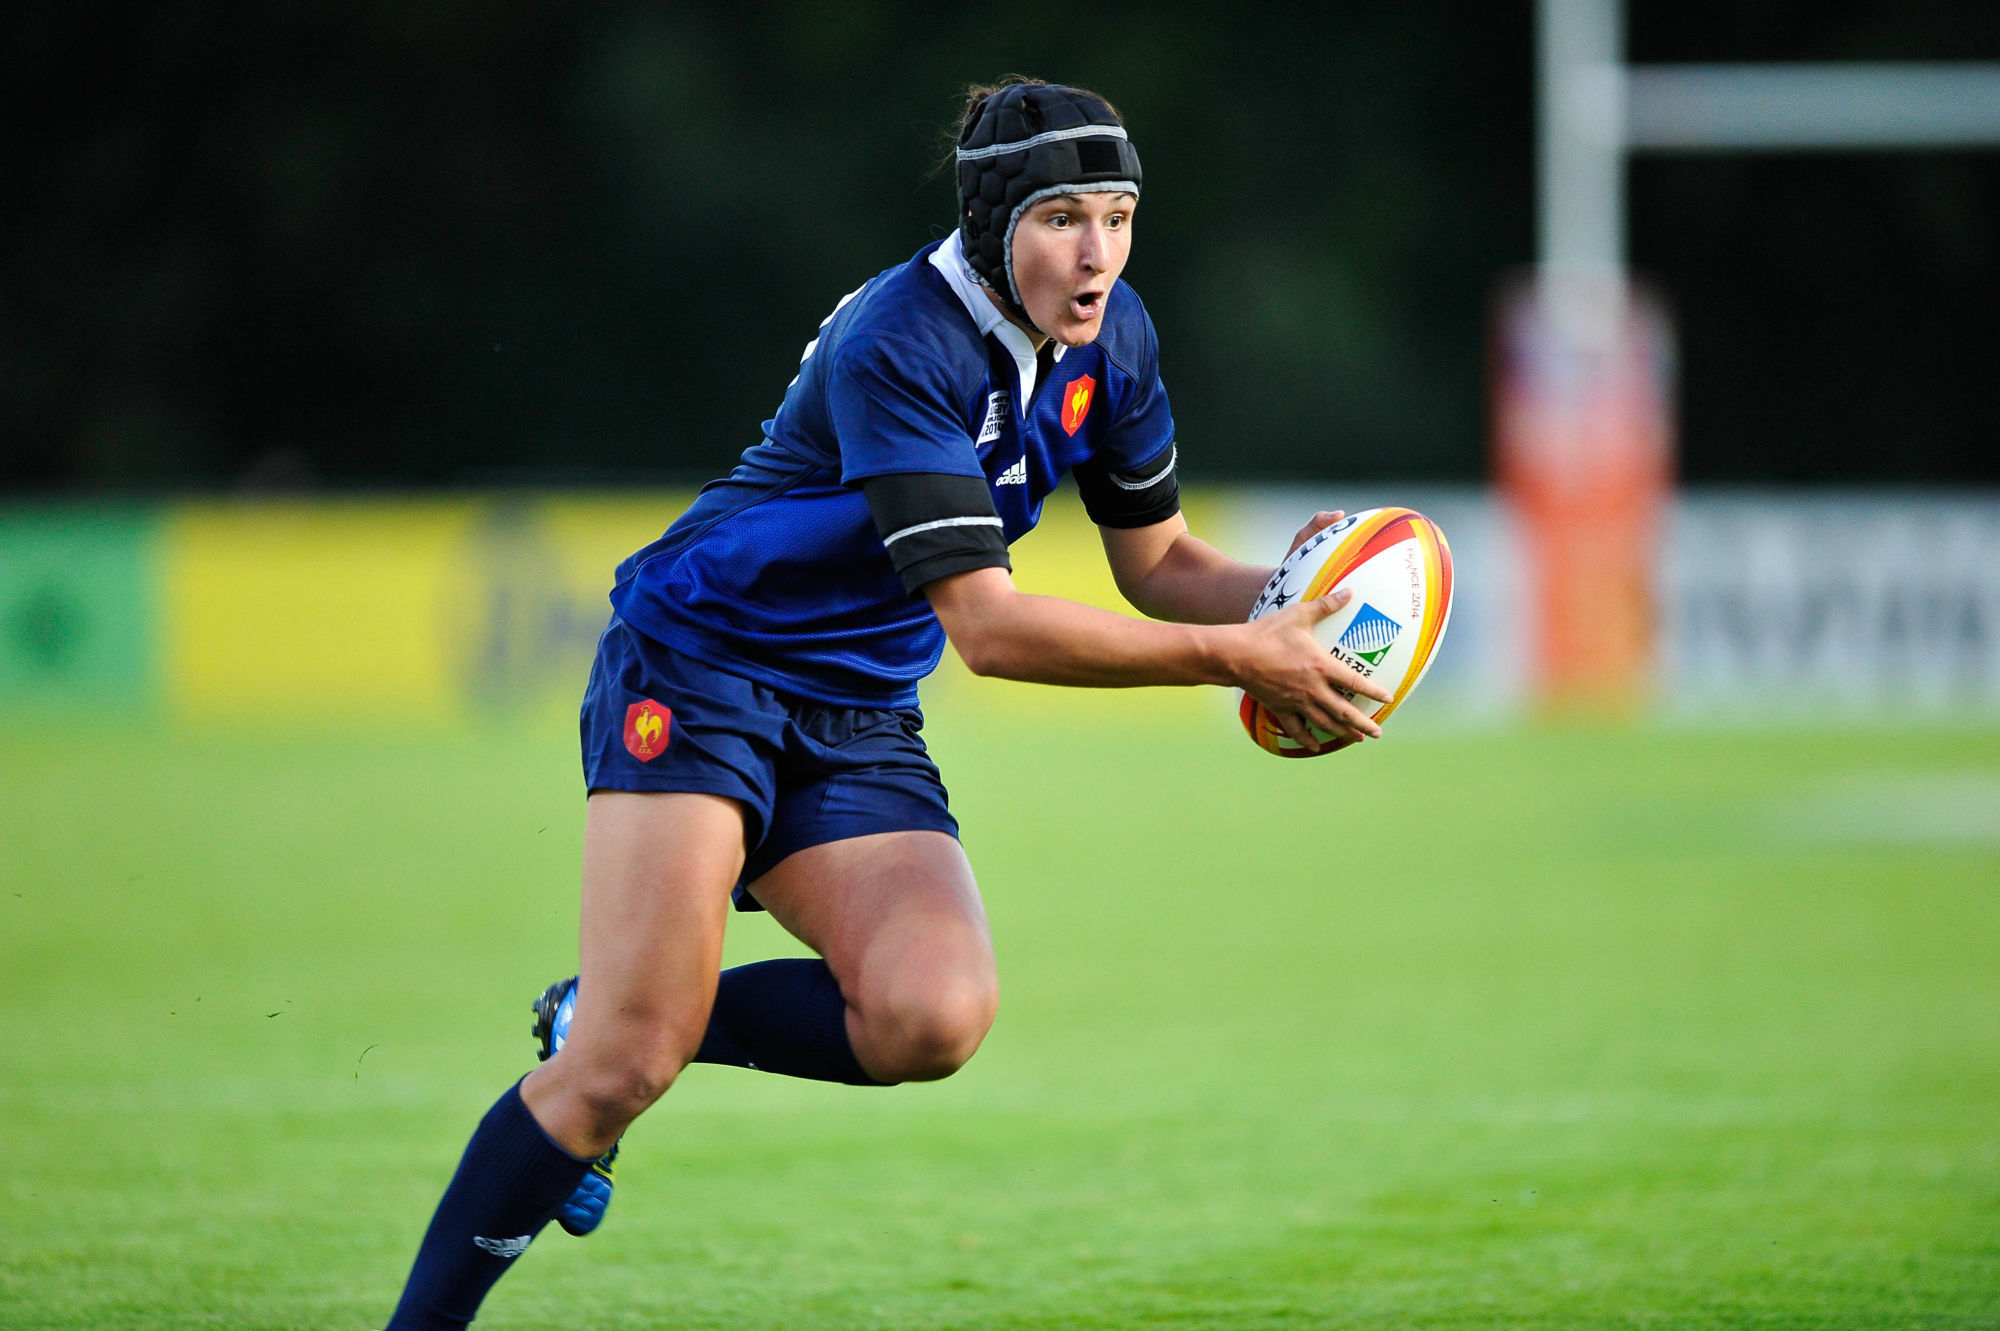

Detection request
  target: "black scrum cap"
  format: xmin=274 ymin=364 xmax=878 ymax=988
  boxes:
xmin=956 ymin=83 xmax=1142 ymax=327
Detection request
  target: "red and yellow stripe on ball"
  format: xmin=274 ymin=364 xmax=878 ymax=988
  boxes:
xmin=1299 ymin=506 xmax=1418 ymax=602
xmin=1239 ymin=690 xmax=1290 ymax=756
xmin=1370 ymin=513 xmax=1452 ymax=727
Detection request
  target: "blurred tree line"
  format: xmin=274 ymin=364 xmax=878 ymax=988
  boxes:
xmin=5 ymin=1 xmax=1997 ymax=492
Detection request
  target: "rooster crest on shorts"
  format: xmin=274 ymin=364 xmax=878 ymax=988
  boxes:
xmin=1060 ymin=375 xmax=1096 ymax=435
xmin=622 ymin=699 xmax=671 ymax=761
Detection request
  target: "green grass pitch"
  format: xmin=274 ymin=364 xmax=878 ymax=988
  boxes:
xmin=2 ymin=708 xmax=1996 ymax=1328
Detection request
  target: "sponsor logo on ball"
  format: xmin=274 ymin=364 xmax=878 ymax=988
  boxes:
xmin=1336 ymin=602 xmax=1402 ymax=673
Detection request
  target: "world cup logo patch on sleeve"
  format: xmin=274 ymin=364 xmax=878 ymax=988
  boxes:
xmin=623 ymin=699 xmax=672 ymax=761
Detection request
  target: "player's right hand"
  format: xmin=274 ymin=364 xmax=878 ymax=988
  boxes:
xmin=1225 ymin=588 xmax=1393 ymax=752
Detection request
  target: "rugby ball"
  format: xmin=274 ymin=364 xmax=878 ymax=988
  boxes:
xmin=1238 ymin=506 xmax=1453 ymax=757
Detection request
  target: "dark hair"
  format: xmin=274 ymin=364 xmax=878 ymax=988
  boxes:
xmin=933 ymin=76 xmax=1124 ymax=175
xmin=958 ymin=75 xmax=1123 ymax=138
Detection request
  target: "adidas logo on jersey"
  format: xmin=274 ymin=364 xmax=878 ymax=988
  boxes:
xmin=977 ymin=392 xmax=1009 ymax=446
xmin=996 ymin=458 xmax=1027 ymax=486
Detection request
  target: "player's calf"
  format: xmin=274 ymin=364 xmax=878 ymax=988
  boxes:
xmin=529 ymin=976 xmax=626 ymax=1237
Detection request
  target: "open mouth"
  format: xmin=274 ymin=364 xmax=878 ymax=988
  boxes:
xmin=1070 ymin=290 xmax=1105 ymax=321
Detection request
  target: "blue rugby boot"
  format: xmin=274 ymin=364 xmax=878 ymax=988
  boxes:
xmin=531 ymin=975 xmax=621 ymax=1237
xmin=530 ymin=975 xmax=579 ymax=1064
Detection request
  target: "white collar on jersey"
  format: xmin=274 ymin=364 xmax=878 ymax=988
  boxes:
xmin=929 ymin=232 xmax=1064 ymax=413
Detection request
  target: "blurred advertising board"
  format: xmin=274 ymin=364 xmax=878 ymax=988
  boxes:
xmin=161 ymin=499 xmax=485 ymax=721
xmin=1 ymin=490 xmax=1995 ymax=725
xmin=1665 ymin=493 xmax=2000 ymax=715
xmin=156 ymin=495 xmax=692 ymax=724
xmin=0 ymin=504 xmax=156 ymax=713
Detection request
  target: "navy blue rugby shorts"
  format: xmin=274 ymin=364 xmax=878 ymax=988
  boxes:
xmin=579 ymin=616 xmax=958 ymax=910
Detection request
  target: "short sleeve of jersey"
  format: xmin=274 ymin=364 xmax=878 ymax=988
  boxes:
xmin=828 ymin=334 xmax=984 ymax=484
xmin=1096 ymin=302 xmax=1175 ymax=471
xmin=1074 ymin=299 xmax=1179 ymax=527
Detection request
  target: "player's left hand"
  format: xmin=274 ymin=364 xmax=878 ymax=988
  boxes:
xmin=1286 ymin=510 xmax=1345 ymax=556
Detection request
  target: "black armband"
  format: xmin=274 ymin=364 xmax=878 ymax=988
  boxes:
xmin=1073 ymin=442 xmax=1181 ymax=529
xmin=862 ymin=471 xmax=1011 ymax=594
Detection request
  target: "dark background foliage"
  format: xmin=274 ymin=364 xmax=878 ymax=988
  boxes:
xmin=5 ymin=2 xmax=1996 ymax=491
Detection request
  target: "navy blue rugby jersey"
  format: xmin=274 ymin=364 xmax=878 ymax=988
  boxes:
xmin=609 ymin=234 xmax=1177 ymax=708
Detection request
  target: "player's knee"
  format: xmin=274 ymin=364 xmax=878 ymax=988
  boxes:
xmin=868 ymin=972 xmax=998 ymax=1082
xmin=563 ymin=1033 xmax=694 ymax=1130
xmin=609 ymin=1052 xmax=686 ymax=1111
xmin=571 ymin=1063 xmax=678 ymax=1142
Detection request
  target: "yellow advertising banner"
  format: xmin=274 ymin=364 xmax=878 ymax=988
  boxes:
xmin=155 ymin=490 xmax=1214 ymax=724
xmin=162 ymin=499 xmax=484 ymax=721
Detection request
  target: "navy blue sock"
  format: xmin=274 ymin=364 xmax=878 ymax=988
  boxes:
xmin=385 ymin=1080 xmax=591 ymax=1330
xmin=693 ymin=958 xmax=884 ymax=1085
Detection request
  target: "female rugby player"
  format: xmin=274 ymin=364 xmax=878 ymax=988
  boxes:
xmin=385 ymin=78 xmax=1389 ymax=1329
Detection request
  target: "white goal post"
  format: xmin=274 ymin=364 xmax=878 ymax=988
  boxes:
xmin=1507 ymin=1 xmax=2000 ymax=709
xmin=1537 ymin=0 xmax=2000 ymax=274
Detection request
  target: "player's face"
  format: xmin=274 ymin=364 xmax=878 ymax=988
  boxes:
xmin=1010 ymin=191 xmax=1135 ymax=347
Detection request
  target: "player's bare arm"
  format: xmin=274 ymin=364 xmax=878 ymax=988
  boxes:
xmin=924 ymin=565 xmax=1388 ymax=747
xmin=1099 ymin=509 xmax=1350 ymax=624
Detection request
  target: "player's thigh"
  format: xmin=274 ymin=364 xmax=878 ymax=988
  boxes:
xmin=748 ymin=830 xmax=998 ymax=1029
xmin=546 ymin=790 xmax=745 ymax=1089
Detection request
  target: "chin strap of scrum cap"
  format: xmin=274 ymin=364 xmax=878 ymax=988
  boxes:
xmin=956 ymin=83 xmax=1142 ymax=329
